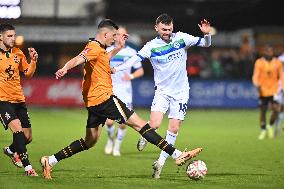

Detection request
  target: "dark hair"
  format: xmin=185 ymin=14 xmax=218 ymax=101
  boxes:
xmin=0 ymin=23 xmax=15 ymax=33
xmin=156 ymin=13 xmax=173 ymax=25
xmin=98 ymin=19 xmax=119 ymax=30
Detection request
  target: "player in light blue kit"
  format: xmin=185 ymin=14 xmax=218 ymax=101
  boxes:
xmin=104 ymin=27 xmax=144 ymax=156
xmin=274 ymin=53 xmax=284 ymax=136
xmin=112 ymin=13 xmax=211 ymax=178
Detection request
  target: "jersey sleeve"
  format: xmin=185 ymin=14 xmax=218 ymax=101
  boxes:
xmin=79 ymin=45 xmax=99 ymax=62
xmin=132 ymin=61 xmax=142 ymax=69
xmin=277 ymin=60 xmax=284 ymax=90
xmin=178 ymin=31 xmax=211 ymax=47
xmin=252 ymin=59 xmax=261 ymax=86
xmin=18 ymin=50 xmax=29 ymax=73
xmin=129 ymin=48 xmax=142 ymax=69
xmin=136 ymin=43 xmax=151 ymax=60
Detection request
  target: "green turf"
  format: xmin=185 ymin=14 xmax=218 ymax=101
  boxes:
xmin=0 ymin=108 xmax=283 ymax=189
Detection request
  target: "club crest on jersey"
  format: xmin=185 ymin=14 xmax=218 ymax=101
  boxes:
xmin=5 ymin=112 xmax=11 ymax=120
xmin=83 ymin=48 xmax=91 ymax=54
xmin=173 ymin=41 xmax=180 ymax=49
xmin=5 ymin=65 xmax=15 ymax=81
xmin=14 ymin=55 xmax=20 ymax=64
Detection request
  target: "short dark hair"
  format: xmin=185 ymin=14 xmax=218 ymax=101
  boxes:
xmin=98 ymin=19 xmax=119 ymax=30
xmin=156 ymin=13 xmax=173 ymax=25
xmin=0 ymin=23 xmax=15 ymax=34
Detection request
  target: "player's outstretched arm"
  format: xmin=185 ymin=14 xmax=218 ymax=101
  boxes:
xmin=198 ymin=19 xmax=211 ymax=35
xmin=24 ymin=47 xmax=38 ymax=78
xmin=108 ymin=33 xmax=128 ymax=59
xmin=122 ymin=67 xmax=144 ymax=81
xmin=112 ymin=55 xmax=142 ymax=74
xmin=198 ymin=19 xmax=211 ymax=47
xmin=55 ymin=55 xmax=85 ymax=79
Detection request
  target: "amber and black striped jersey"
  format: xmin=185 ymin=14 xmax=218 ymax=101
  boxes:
xmin=0 ymin=47 xmax=29 ymax=102
xmin=252 ymin=57 xmax=283 ymax=97
xmin=79 ymin=40 xmax=114 ymax=107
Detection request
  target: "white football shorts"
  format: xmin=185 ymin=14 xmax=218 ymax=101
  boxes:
xmin=151 ymin=92 xmax=189 ymax=120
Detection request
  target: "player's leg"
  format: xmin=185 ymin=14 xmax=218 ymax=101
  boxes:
xmin=153 ymin=98 xmax=187 ymax=178
xmin=40 ymin=126 xmax=102 ymax=179
xmin=18 ymin=103 xmax=33 ymax=144
xmin=112 ymin=123 xmax=127 ymax=156
xmin=4 ymin=103 xmax=33 ymax=168
xmin=275 ymin=96 xmax=284 ymax=136
xmin=258 ymin=97 xmax=268 ymax=140
xmin=267 ymin=101 xmax=279 ymax=138
xmin=112 ymin=100 xmax=133 ymax=156
xmin=137 ymin=111 xmax=164 ymax=151
xmin=8 ymin=119 xmax=38 ymax=176
xmin=4 ymin=127 xmax=32 ymax=168
xmin=107 ymin=95 xmax=202 ymax=166
xmin=104 ymin=118 xmax=115 ymax=154
xmin=126 ymin=112 xmax=202 ymax=166
xmin=137 ymin=93 xmax=167 ymax=151
xmin=0 ymin=102 xmax=35 ymax=174
xmin=40 ymin=108 xmax=105 ymax=179
xmin=153 ymin=119 xmax=181 ymax=179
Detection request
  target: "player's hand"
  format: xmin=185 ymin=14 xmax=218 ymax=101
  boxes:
xmin=55 ymin=68 xmax=67 ymax=79
xmin=115 ymin=33 xmax=129 ymax=49
xmin=28 ymin=47 xmax=38 ymax=62
xmin=281 ymin=89 xmax=284 ymax=97
xmin=111 ymin=68 xmax=116 ymax=74
xmin=257 ymin=86 xmax=262 ymax=96
xmin=122 ymin=73 xmax=132 ymax=81
xmin=198 ymin=19 xmax=211 ymax=35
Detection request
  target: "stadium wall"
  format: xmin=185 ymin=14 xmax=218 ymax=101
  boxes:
xmin=22 ymin=78 xmax=258 ymax=108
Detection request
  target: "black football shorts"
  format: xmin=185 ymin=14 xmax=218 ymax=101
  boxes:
xmin=86 ymin=95 xmax=134 ymax=128
xmin=0 ymin=101 xmax=31 ymax=130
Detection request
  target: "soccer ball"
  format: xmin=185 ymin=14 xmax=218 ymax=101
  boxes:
xmin=186 ymin=160 xmax=207 ymax=180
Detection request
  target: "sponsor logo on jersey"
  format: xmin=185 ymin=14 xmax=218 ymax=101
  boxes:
xmin=83 ymin=48 xmax=91 ymax=54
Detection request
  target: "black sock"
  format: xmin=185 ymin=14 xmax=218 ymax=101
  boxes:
xmin=9 ymin=134 xmax=31 ymax=154
xmin=139 ymin=124 xmax=175 ymax=155
xmin=9 ymin=144 xmax=16 ymax=153
xmin=54 ymin=138 xmax=88 ymax=162
xmin=261 ymin=123 xmax=266 ymax=130
xmin=13 ymin=131 xmax=30 ymax=167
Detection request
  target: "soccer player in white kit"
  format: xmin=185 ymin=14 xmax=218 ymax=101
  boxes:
xmin=274 ymin=53 xmax=284 ymax=136
xmin=104 ymin=27 xmax=144 ymax=156
xmin=112 ymin=14 xmax=211 ymax=178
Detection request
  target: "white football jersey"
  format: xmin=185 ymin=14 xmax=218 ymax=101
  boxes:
xmin=279 ymin=53 xmax=284 ymax=64
xmin=107 ymin=45 xmax=142 ymax=104
xmin=136 ymin=32 xmax=210 ymax=99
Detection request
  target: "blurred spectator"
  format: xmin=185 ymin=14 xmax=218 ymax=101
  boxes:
xmin=239 ymin=34 xmax=255 ymax=79
xmin=210 ymin=50 xmax=223 ymax=78
xmin=187 ymin=54 xmax=203 ymax=78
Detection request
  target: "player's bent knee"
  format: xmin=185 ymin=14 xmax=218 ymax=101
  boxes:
xmin=126 ymin=113 xmax=147 ymax=130
xmin=85 ymin=140 xmax=96 ymax=149
xmin=8 ymin=119 xmax=23 ymax=132
xmin=149 ymin=120 xmax=161 ymax=129
xmin=84 ymin=137 xmax=99 ymax=148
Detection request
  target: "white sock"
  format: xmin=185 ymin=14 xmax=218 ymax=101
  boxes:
xmin=171 ymin=149 xmax=182 ymax=159
xmin=275 ymin=112 xmax=284 ymax=128
xmin=6 ymin=147 xmax=14 ymax=155
xmin=114 ymin=128 xmax=126 ymax=151
xmin=106 ymin=125 xmax=115 ymax=139
xmin=24 ymin=165 xmax=32 ymax=172
xmin=48 ymin=155 xmax=58 ymax=167
xmin=158 ymin=130 xmax=178 ymax=165
xmin=116 ymin=127 xmax=126 ymax=141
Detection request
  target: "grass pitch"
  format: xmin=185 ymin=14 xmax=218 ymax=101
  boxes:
xmin=0 ymin=108 xmax=283 ymax=189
